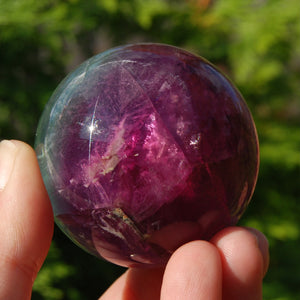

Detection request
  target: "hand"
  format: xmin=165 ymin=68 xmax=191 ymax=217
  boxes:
xmin=100 ymin=227 xmax=269 ymax=300
xmin=0 ymin=140 xmax=269 ymax=300
xmin=0 ymin=140 xmax=54 ymax=299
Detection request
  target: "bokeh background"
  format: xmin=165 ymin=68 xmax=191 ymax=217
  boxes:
xmin=1 ymin=0 xmax=299 ymax=299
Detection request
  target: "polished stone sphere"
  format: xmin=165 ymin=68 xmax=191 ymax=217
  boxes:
xmin=35 ymin=43 xmax=259 ymax=268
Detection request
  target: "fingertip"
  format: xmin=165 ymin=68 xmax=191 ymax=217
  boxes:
xmin=211 ymin=226 xmax=268 ymax=300
xmin=161 ymin=240 xmax=222 ymax=300
xmin=0 ymin=140 xmax=54 ymax=299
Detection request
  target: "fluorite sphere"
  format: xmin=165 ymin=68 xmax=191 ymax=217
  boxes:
xmin=35 ymin=43 xmax=259 ymax=268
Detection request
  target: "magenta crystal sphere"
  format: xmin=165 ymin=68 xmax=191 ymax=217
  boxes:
xmin=35 ymin=43 xmax=259 ymax=268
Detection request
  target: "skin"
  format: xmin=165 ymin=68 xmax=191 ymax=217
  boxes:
xmin=0 ymin=140 xmax=269 ymax=300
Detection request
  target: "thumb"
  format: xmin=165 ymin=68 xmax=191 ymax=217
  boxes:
xmin=0 ymin=140 xmax=53 ymax=300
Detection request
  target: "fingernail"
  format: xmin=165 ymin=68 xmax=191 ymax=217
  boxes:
xmin=246 ymin=227 xmax=270 ymax=276
xmin=0 ymin=140 xmax=18 ymax=191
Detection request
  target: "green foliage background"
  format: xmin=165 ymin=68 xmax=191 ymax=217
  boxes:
xmin=1 ymin=0 xmax=299 ymax=299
